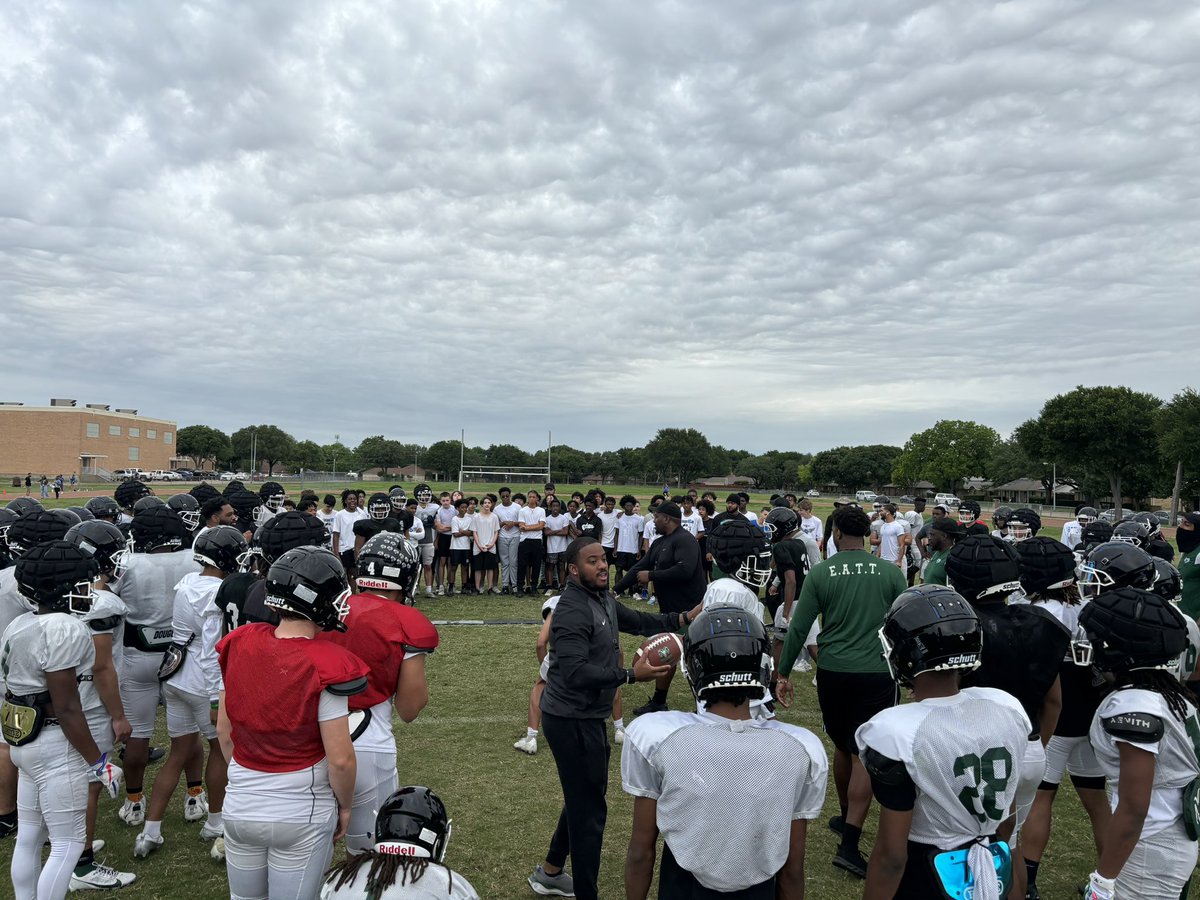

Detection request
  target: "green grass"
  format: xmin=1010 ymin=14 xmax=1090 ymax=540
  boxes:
xmin=5 ymin=589 xmax=1187 ymax=898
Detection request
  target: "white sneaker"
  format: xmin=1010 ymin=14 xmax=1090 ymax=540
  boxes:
xmin=117 ymin=800 xmax=144 ymax=827
xmin=183 ymin=792 xmax=208 ymax=822
xmin=436 ymin=586 xmax=445 ymax=596
xmin=199 ymin=821 xmax=223 ymax=842
xmin=613 ymin=727 xmax=626 ymax=745
xmin=209 ymin=836 xmax=225 ymax=861
xmin=69 ymin=861 xmax=137 ymax=891
xmin=513 ymin=735 xmax=537 ymax=754
xmin=424 ymin=586 xmax=434 ymax=597
xmin=132 ymin=833 xmax=163 ymax=858
xmin=794 ymin=658 xmax=813 ymax=674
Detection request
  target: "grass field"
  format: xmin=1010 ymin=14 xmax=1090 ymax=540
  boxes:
xmin=2 ymin=484 xmax=1192 ymax=897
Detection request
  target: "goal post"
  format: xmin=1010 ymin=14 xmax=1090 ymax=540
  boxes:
xmin=458 ymin=465 xmax=551 ymax=487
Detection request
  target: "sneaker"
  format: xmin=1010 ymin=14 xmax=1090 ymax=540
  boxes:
xmin=632 ymin=697 xmax=668 ymax=717
xmin=832 ymin=845 xmax=868 ymax=879
xmin=209 ymin=836 xmax=225 ymax=861
xmin=638 ymin=589 xmax=649 ymax=601
xmin=646 ymin=595 xmax=656 ymax=605
xmin=117 ymin=800 xmax=145 ymax=827
xmin=794 ymin=658 xmax=813 ymax=673
xmin=436 ymin=586 xmax=445 ymax=596
xmin=1026 ymin=885 xmax=1041 ymax=900
xmin=491 ymin=587 xmax=502 ymax=595
xmin=199 ymin=821 xmax=223 ymax=842
xmin=132 ymin=833 xmax=163 ymax=859
xmin=70 ymin=861 xmax=137 ymax=891
xmin=513 ymin=735 xmax=537 ymax=755
xmin=528 ymin=864 xmax=574 ymax=897
xmin=0 ymin=817 xmax=15 ymax=840
xmin=500 ymin=586 xmax=511 ymax=595
xmin=613 ymin=727 xmax=626 ymax=745
xmin=424 ymin=586 xmax=434 ymax=598
xmin=828 ymin=814 xmax=844 ymax=835
xmin=544 ymin=588 xmax=553 ymax=597
xmin=147 ymin=746 xmax=165 ymax=763
xmin=183 ymin=792 xmax=208 ymax=822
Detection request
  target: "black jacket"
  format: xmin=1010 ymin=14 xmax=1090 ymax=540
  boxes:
xmin=613 ymin=526 xmax=706 ymax=613
xmin=541 ymin=578 xmax=682 ymax=719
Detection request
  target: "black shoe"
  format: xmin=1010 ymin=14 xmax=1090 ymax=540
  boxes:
xmin=828 ymin=815 xmax=844 ymax=836
xmin=832 ymin=846 xmax=867 ymax=879
xmin=0 ymin=816 xmax=16 ymax=840
xmin=1026 ymin=884 xmax=1041 ymax=900
xmin=632 ymin=697 xmax=668 ymax=717
xmin=148 ymin=746 xmax=165 ymax=763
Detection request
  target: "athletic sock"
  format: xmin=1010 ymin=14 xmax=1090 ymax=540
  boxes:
xmin=652 ymin=689 xmax=668 ymax=705
xmin=75 ymin=847 xmax=94 ymax=873
xmin=526 ymin=727 xmax=537 ymax=739
xmin=841 ymin=824 xmax=863 ymax=854
xmin=143 ymin=820 xmax=162 ymax=840
xmin=1025 ymin=858 xmax=1040 ymax=886
xmin=126 ymin=790 xmax=143 ymax=802
xmin=206 ymin=812 xmax=222 ymax=830
xmin=613 ymin=718 xmax=624 ymax=730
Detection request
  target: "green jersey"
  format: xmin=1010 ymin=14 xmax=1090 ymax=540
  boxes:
xmin=1180 ymin=547 xmax=1200 ymax=619
xmin=780 ymin=549 xmax=908 ymax=675
xmin=923 ymin=549 xmax=950 ymax=586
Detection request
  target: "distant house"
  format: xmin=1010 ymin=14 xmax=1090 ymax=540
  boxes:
xmin=961 ymin=477 xmax=993 ymax=495
xmin=882 ymin=480 xmax=937 ymax=497
xmin=582 ymin=473 xmax=615 ymax=485
xmin=361 ymin=464 xmax=428 ymax=482
xmin=992 ymin=478 xmax=1080 ymax=505
xmin=689 ymin=473 xmax=755 ymax=490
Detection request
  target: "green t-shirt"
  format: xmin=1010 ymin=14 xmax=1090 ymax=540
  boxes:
xmin=923 ymin=549 xmax=950 ymax=586
xmin=780 ymin=548 xmax=909 ymax=675
xmin=1180 ymin=547 xmax=1200 ymax=619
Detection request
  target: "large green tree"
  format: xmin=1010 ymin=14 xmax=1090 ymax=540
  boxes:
xmin=230 ymin=425 xmax=296 ymax=475
xmin=355 ymin=436 xmax=409 ymax=476
xmin=290 ymin=440 xmax=326 ymax=472
xmin=643 ymin=428 xmax=712 ymax=486
xmin=423 ymin=440 xmax=463 ymax=481
xmin=176 ymin=425 xmax=230 ymax=471
xmin=892 ymin=421 xmax=999 ymax=493
xmin=811 ymin=444 xmax=901 ymax=492
xmin=1158 ymin=388 xmax=1200 ymax=518
xmin=1031 ymin=386 xmax=1163 ymax=511
xmin=734 ymin=452 xmax=805 ymax=490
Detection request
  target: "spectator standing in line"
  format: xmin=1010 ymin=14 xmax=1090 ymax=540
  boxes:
xmin=737 ymin=492 xmax=757 ymax=524
xmin=40 ymin=474 xmax=49 ymax=498
xmin=614 ymin=495 xmax=644 ymax=594
xmin=471 ymin=494 xmax=501 ymax=595
xmin=433 ymin=492 xmax=457 ymax=595
xmin=449 ymin=498 xmax=474 ymax=595
xmin=544 ymin=499 xmax=572 ymax=595
xmin=797 ymin=498 xmax=823 ymax=546
xmin=495 ymin=487 xmax=521 ymax=595
xmin=317 ymin=494 xmax=337 ymax=536
xmin=517 ymin=490 xmax=547 ymax=596
xmin=331 ymin=490 xmax=368 ymax=577
xmin=678 ymin=495 xmax=704 ymax=539
xmin=572 ymin=495 xmax=604 ymax=542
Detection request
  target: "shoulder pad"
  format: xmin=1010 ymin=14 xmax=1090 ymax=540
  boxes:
xmin=398 ymin=609 xmax=439 ymax=653
xmin=326 ymin=676 xmax=368 ymax=697
xmin=862 ymin=746 xmax=912 ymax=786
xmin=1102 ymin=712 xmax=1165 ymax=744
xmin=87 ymin=615 xmax=121 ymax=632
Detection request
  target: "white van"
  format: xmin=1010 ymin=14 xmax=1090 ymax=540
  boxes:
xmin=934 ymin=493 xmax=961 ymax=508
xmin=855 ymin=490 xmax=878 ymax=502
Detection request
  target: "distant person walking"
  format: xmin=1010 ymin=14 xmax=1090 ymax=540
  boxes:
xmin=24 ymin=473 xmax=31 ymax=495
xmin=39 ymin=474 xmax=49 ymax=498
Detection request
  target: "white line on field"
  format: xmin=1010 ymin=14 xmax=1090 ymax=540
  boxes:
xmin=406 ymin=716 xmax=516 ymax=725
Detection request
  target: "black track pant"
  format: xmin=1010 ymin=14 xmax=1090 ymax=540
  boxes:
xmin=542 ymin=713 xmax=609 ymax=900
xmin=517 ymin=539 xmax=544 ymax=590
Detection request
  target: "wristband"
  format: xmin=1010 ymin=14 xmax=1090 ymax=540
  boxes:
xmin=625 ymin=668 xmax=636 ymax=685
xmin=211 ymin=701 xmax=220 ymax=710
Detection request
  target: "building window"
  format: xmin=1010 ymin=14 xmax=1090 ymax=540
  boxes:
xmin=86 ymin=423 xmax=99 ymax=438
xmin=147 ymin=429 xmax=156 ymax=440
xmin=164 ymin=431 xmax=173 ymax=444
xmin=128 ymin=447 xmax=140 ymax=461
xmin=109 ymin=425 xmax=121 ymax=436
xmin=129 ymin=427 xmax=140 ymax=438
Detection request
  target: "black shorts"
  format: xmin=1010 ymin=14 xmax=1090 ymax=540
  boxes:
xmin=450 ymin=548 xmax=471 ymax=567
xmin=659 ymin=841 xmax=773 ymax=899
xmin=615 ymin=551 xmax=638 ymax=571
xmin=475 ymin=550 xmax=498 ymax=572
xmin=815 ymin=669 xmax=898 ymax=755
xmin=338 ymin=549 xmax=356 ymax=573
xmin=435 ymin=533 xmax=452 ymax=558
xmin=604 ymin=545 xmax=616 ymax=565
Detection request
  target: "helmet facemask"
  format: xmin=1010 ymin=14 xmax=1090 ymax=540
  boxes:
xmin=1076 ymin=562 xmax=1115 ymax=601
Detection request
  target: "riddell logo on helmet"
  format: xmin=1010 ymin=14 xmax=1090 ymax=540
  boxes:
xmin=356 ymin=578 xmax=394 ymax=590
xmin=376 ymin=842 xmax=421 ymax=856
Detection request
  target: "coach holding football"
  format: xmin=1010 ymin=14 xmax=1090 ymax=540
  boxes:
xmin=528 ymin=537 xmax=698 ymax=900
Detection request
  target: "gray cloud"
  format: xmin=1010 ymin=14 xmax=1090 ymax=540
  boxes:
xmin=2 ymin=0 xmax=1198 ymax=456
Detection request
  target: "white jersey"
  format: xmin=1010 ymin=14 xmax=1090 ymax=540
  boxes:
xmin=856 ymin=687 xmax=1031 ymax=849
xmin=319 ymin=859 xmax=480 ymax=899
xmin=110 ymin=550 xmax=200 ymax=629
xmin=170 ymin=572 xmax=225 ymax=700
xmin=1090 ymin=687 xmax=1200 ymax=839
xmin=680 ymin=511 xmax=705 ymax=537
xmin=0 ymin=568 xmax=30 ymax=653
xmin=1061 ymin=520 xmax=1084 ymax=550
xmin=799 ymin=514 xmax=823 ymax=545
xmin=1 ymin=611 xmax=107 ymax=732
xmin=622 ymin=710 xmax=827 ymax=892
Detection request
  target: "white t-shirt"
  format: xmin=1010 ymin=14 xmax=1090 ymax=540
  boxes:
xmin=450 ymin=515 xmax=473 ymax=551
xmin=878 ymin=520 xmax=907 ymax=570
xmin=597 ymin=509 xmax=619 ymax=547
xmin=643 ymin=517 xmax=659 ymax=547
xmin=470 ymin=512 xmax=500 ymax=553
xmin=545 ymin=514 xmax=572 ymax=555
xmin=799 ymin=514 xmax=823 ymax=545
xmin=171 ymin=572 xmax=225 ymax=700
xmin=1061 ymin=520 xmax=1083 ymax=549
xmin=334 ymin=508 xmax=368 ymax=553
xmin=680 ymin=511 xmax=705 ymax=537
xmin=616 ymin=513 xmax=644 ymax=554
xmin=518 ymin=505 xmax=546 ymax=542
xmin=742 ymin=510 xmax=759 ymax=524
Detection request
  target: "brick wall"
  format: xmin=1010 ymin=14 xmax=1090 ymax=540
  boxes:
xmin=0 ymin=408 xmax=177 ymax=478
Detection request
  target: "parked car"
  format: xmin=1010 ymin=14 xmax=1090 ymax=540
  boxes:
xmin=1098 ymin=507 xmax=1136 ymax=523
xmin=219 ymin=471 xmax=237 ymax=481
xmin=112 ymin=468 xmax=140 ymax=480
xmin=345 ymin=471 xmax=359 ymax=480
xmin=234 ymin=472 xmax=251 ymax=480
xmin=173 ymin=469 xmax=193 ymax=480
xmin=933 ymin=493 xmax=961 ymax=508
xmin=898 ymin=495 xmax=916 ymax=504
xmin=149 ymin=470 xmax=180 ymax=481
xmin=806 ymin=489 xmax=820 ymax=497
xmin=855 ymin=490 xmax=877 ymax=502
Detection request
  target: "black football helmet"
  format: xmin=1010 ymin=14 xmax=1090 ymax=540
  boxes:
xmin=706 ymin=517 xmax=773 ymax=589
xmin=682 ymin=606 xmax=771 ymax=702
xmin=414 ymin=483 xmax=433 ymax=504
xmin=46 ymin=508 xmax=81 ymax=529
xmin=1132 ymin=512 xmax=1162 ymax=542
xmin=130 ymin=505 xmax=188 ymax=553
xmin=762 ymin=507 xmax=800 ymax=543
xmin=259 ymin=481 xmax=286 ymax=512
xmin=356 ymin=532 xmax=420 ymax=595
xmin=1112 ymin=519 xmax=1151 ymax=548
xmin=133 ymin=495 xmax=166 ymax=514
xmin=15 ymin=540 xmax=99 ymax=615
xmin=388 ymin=487 xmax=407 ymax=515
xmin=65 ymin=520 xmax=129 ymax=577
xmin=222 ymin=480 xmax=245 ymax=496
xmin=0 ymin=508 xmax=19 ymax=556
xmin=264 ymin=546 xmax=351 ymax=632
xmin=1015 ymin=536 xmax=1076 ymax=594
xmin=1077 ymin=541 xmax=1157 ymax=600
xmin=6 ymin=511 xmax=76 ymax=558
xmin=1077 ymin=587 xmax=1187 ymax=673
xmin=957 ymin=500 xmax=982 ymax=526
xmin=367 ymin=492 xmax=391 ymax=521
xmin=879 ymin=585 xmax=982 ymax=687
xmin=114 ymin=478 xmax=152 ymax=510
xmin=6 ymin=497 xmax=44 ymax=518
xmin=85 ymin=496 xmax=120 ymax=521
xmin=992 ymin=506 xmax=1014 ymax=532
xmin=1076 ymin=506 xmax=1099 ymax=525
xmin=1006 ymin=508 xmax=1042 ymax=541
xmin=945 ymin=535 xmax=1022 ymax=603
xmin=227 ymin=489 xmax=262 ymax=530
xmin=244 ymin=510 xmax=330 ymax=573
xmin=193 ymin=525 xmax=249 ymax=574
xmin=1151 ymin=558 xmax=1183 ymax=603
xmin=67 ymin=506 xmax=95 ymax=522
xmin=190 ymin=483 xmax=221 ymax=505
xmin=167 ymin=493 xmax=201 ymax=532
xmin=374 ymin=786 xmax=452 ymax=862
xmin=1080 ymin=520 xmax=1114 ymax=550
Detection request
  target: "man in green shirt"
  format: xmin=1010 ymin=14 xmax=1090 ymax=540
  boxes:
xmin=777 ymin=504 xmax=907 ymax=879
xmin=921 ymin=517 xmax=963 ymax=585
xmin=1178 ymin=512 xmax=1200 ymax=619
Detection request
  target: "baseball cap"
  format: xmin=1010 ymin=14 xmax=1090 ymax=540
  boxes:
xmin=656 ymin=502 xmax=682 ymax=520
xmin=930 ymin=518 xmax=964 ymax=536
xmin=834 ymin=497 xmax=853 ymax=507
xmin=933 ymin=503 xmax=949 ymax=513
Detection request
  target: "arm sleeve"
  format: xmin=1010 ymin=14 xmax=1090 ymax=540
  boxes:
xmin=648 ymin=535 xmax=700 ymax=585
xmin=318 ymin=690 xmax=349 ymax=722
xmin=779 ymin=573 xmax=820 ymax=676
xmin=614 ymin=601 xmax=682 ymax=638
xmin=551 ymin=600 xmax=627 ymax=691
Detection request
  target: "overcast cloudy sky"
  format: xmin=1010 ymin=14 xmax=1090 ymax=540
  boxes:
xmin=2 ymin=0 xmax=1198 ymax=455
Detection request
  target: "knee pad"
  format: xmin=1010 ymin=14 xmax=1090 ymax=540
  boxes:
xmin=1069 ymin=774 xmax=1106 ymax=792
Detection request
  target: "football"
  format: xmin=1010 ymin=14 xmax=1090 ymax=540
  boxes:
xmin=636 ymin=632 xmax=684 ymax=667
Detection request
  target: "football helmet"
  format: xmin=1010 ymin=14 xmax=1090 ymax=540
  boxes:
xmin=682 ymin=606 xmax=771 ymax=702
xmin=247 ymin=511 xmax=330 ymax=572
xmin=1076 ymin=506 xmax=1099 ymax=525
xmin=114 ymin=478 xmax=152 ymax=510
xmin=133 ymin=495 xmax=166 ymax=514
xmin=1015 ymin=536 xmax=1076 ymax=594
xmin=389 ymin=487 xmax=407 ymax=515
xmin=67 ymin=506 xmax=95 ymax=522
xmin=1080 ymin=521 xmax=1114 ymax=549
xmin=367 ymin=492 xmax=391 ymax=521
xmin=264 ymin=546 xmax=351 ymax=632
xmin=945 ymin=535 xmax=1022 ymax=603
xmin=957 ymin=500 xmax=981 ymax=526
xmin=1132 ymin=512 xmax=1162 ymax=542
xmin=259 ymin=481 xmax=286 ymax=512
xmin=356 ymin=532 xmax=420 ymax=595
xmin=227 ymin=489 xmax=263 ymax=529
xmin=222 ymin=480 xmax=245 ymax=496
xmin=15 ymin=540 xmax=99 ymax=615
xmin=193 ymin=525 xmax=249 ymax=574
xmin=46 ymin=508 xmax=81 ymax=528
xmin=1077 ymin=586 xmax=1187 ymax=674
xmin=130 ymin=505 xmax=188 ymax=553
xmin=1006 ymin=508 xmax=1042 ymax=542
xmin=762 ymin=507 xmax=800 ymax=543
xmin=1111 ymin=519 xmax=1150 ymax=548
xmin=414 ymin=483 xmax=433 ymax=504
xmin=190 ymin=483 xmax=221 ymax=505
xmin=706 ymin=517 xmax=773 ymax=589
xmin=6 ymin=511 xmax=76 ymax=558
xmin=65 ymin=520 xmax=129 ymax=577
xmin=879 ymin=585 xmax=982 ymax=687
xmin=85 ymin=496 xmax=121 ymax=521
xmin=1151 ymin=558 xmax=1183 ymax=603
xmin=0 ymin=508 xmax=19 ymax=555
xmin=6 ymin=497 xmax=44 ymax=518
xmin=374 ymin=786 xmax=452 ymax=863
xmin=167 ymin=493 xmax=201 ymax=532
xmin=1076 ymin=541 xmax=1156 ymax=600
xmin=992 ymin=506 xmax=1014 ymax=532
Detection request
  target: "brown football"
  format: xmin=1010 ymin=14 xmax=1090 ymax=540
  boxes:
xmin=636 ymin=632 xmax=684 ymax=667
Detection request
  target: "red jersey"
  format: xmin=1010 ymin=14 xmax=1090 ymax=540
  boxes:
xmin=317 ymin=592 xmax=439 ymax=711
xmin=217 ymin=623 xmax=369 ymax=772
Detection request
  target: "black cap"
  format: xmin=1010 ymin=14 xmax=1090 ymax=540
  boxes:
xmin=930 ymin=518 xmax=964 ymax=537
xmin=656 ymin=502 xmax=682 ymax=520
